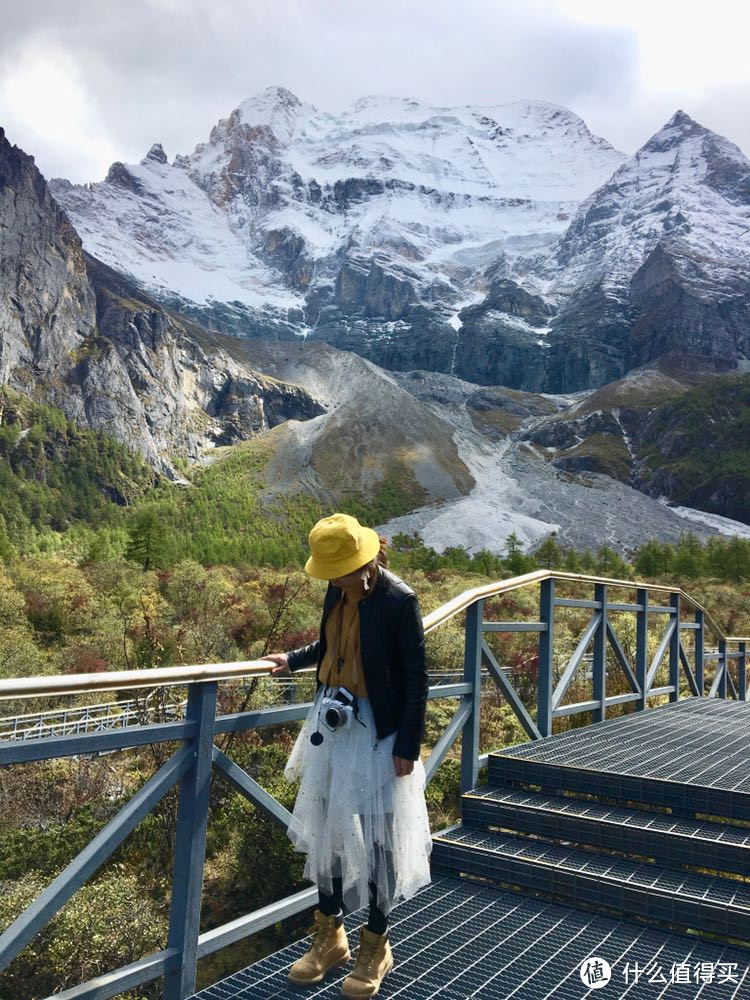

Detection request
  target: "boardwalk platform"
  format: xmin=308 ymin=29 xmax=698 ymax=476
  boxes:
xmin=191 ymin=701 xmax=750 ymax=1000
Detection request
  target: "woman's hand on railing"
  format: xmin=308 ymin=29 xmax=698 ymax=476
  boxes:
xmin=260 ymin=653 xmax=291 ymax=677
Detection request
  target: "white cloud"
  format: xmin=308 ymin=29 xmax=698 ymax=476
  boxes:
xmin=559 ymin=0 xmax=750 ymax=92
xmin=0 ymin=0 xmax=748 ymax=181
xmin=0 ymin=41 xmax=120 ymax=180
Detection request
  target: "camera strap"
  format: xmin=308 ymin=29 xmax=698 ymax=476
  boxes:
xmin=331 ymin=596 xmax=358 ymax=675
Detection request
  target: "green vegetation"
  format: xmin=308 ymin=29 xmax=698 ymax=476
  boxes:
xmin=0 ymin=387 xmax=156 ymax=552
xmin=555 ymin=432 xmax=633 ymax=482
xmin=636 ymin=374 xmax=750 ymax=523
xmin=0 ymin=390 xmax=448 ymax=570
xmin=1 ymin=389 xmax=750 ymax=997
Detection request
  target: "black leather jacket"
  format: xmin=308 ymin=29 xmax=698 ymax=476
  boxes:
xmin=287 ymin=566 xmax=428 ymax=761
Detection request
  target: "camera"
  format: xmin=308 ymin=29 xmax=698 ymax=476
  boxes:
xmin=320 ymin=686 xmax=356 ymax=732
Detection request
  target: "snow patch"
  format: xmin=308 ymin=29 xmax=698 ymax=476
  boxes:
xmin=659 ymin=502 xmax=750 ymax=540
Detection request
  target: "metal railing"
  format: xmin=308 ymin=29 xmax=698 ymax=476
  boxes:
xmin=0 ymin=569 xmax=748 ymax=999
xmin=0 ymin=693 xmax=185 ymax=742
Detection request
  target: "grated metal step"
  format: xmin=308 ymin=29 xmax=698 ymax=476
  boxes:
xmin=490 ymin=700 xmax=750 ymax=821
xmin=432 ymin=827 xmax=750 ymax=943
xmin=188 ymin=877 xmax=750 ymax=999
xmin=462 ymin=785 xmax=750 ymax=877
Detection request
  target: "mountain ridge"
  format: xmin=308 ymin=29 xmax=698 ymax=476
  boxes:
xmin=47 ymin=88 xmax=750 ymax=393
xmin=0 ymin=127 xmax=322 ymax=478
xmin=47 ymin=87 xmax=627 ymax=376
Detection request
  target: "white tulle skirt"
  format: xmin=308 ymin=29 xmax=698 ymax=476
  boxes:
xmin=284 ymin=685 xmax=432 ymax=915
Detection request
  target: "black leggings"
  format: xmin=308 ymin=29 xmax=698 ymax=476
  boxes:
xmin=318 ymin=877 xmax=388 ymax=935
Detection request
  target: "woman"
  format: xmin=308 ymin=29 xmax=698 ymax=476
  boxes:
xmin=263 ymin=512 xmax=432 ymax=997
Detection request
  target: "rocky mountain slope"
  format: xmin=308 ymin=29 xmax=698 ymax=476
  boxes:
xmin=527 ymin=357 xmax=750 ymax=524
xmin=237 ymin=339 xmax=475 ymax=512
xmin=49 ymin=91 xmax=750 ymax=393
xmin=382 ymin=363 xmax=750 ymax=553
xmin=458 ymin=111 xmax=750 ymax=390
xmin=3 ymin=108 xmax=749 ymax=553
xmin=0 ymin=127 xmax=321 ymax=478
xmin=49 ymin=87 xmax=625 ymax=374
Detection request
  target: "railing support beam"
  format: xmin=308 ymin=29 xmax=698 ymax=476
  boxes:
xmin=606 ymin=622 xmax=640 ymax=693
xmin=426 ymin=700 xmax=473 ymax=783
xmin=718 ymin=639 xmax=728 ymax=699
xmin=460 ymin=600 xmax=483 ymax=793
xmin=552 ymin=612 xmax=601 ymax=713
xmin=695 ymin=609 xmax=705 ymax=695
xmin=212 ymin=747 xmax=292 ymax=829
xmin=636 ymin=588 xmax=648 ymax=709
xmin=592 ymin=584 xmax=607 ymax=723
xmin=0 ymin=746 xmax=192 ymax=975
xmin=538 ymin=579 xmax=555 ymax=736
xmin=482 ymin=641 xmax=542 ymax=741
xmin=740 ymin=642 xmax=748 ymax=701
xmin=669 ymin=592 xmax=680 ymax=702
xmin=164 ymin=681 xmax=217 ymax=1000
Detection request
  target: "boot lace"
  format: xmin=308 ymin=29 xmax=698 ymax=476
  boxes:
xmin=309 ymin=921 xmax=332 ymax=956
xmin=359 ymin=937 xmax=378 ymax=973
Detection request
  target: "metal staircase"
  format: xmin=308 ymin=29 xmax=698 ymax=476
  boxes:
xmin=192 ymin=699 xmax=750 ymax=999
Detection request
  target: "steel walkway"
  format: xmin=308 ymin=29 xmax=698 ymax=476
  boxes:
xmin=191 ymin=700 xmax=750 ymax=999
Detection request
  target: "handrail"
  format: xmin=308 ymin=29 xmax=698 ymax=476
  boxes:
xmin=0 ymin=570 xmax=747 ymax=701
xmin=1 ymin=567 xmax=748 ymax=1000
xmin=421 ymin=570 xmax=742 ymax=638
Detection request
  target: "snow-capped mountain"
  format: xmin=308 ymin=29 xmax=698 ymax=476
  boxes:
xmin=0 ymin=127 xmax=321 ymax=478
xmin=50 ymin=86 xmax=625 ymax=369
xmin=49 ymin=90 xmax=750 ymax=393
xmin=455 ymin=111 xmax=750 ymax=390
xmin=551 ymin=111 xmax=750 ymax=301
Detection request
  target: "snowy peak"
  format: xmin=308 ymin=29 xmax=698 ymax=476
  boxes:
xmin=244 ymin=84 xmax=303 ymax=110
xmin=642 ymin=109 xmax=707 ymax=153
xmin=553 ymin=109 xmax=750 ymax=293
xmin=232 ymin=85 xmax=319 ymax=140
xmin=533 ymin=109 xmax=750 ymax=391
xmin=630 ymin=109 xmax=750 ymax=204
xmin=52 ymin=89 xmax=626 ymax=324
xmin=49 ymin=92 xmax=750 ymax=395
xmin=348 ymin=94 xmax=434 ymax=121
xmin=141 ymin=142 xmax=168 ymax=165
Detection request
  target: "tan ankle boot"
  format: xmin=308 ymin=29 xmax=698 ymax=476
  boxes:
xmin=341 ymin=926 xmax=393 ymax=998
xmin=287 ymin=909 xmax=350 ymax=987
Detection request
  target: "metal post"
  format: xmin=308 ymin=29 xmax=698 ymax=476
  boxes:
xmin=669 ymin=592 xmax=680 ymax=702
xmin=695 ymin=609 xmax=705 ymax=696
xmin=460 ymin=600 xmax=483 ymax=794
xmin=718 ymin=639 xmax=728 ymax=699
xmin=538 ymin=579 xmax=555 ymax=737
xmin=592 ymin=584 xmax=607 ymax=723
xmin=164 ymin=681 xmax=217 ymax=1000
xmin=740 ymin=642 xmax=747 ymax=701
xmin=636 ymin=588 xmax=648 ymax=710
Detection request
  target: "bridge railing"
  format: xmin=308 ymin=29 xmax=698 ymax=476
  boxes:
xmin=0 ymin=569 xmax=747 ymax=999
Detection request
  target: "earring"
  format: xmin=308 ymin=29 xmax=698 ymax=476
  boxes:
xmin=361 ymin=566 xmax=370 ymax=591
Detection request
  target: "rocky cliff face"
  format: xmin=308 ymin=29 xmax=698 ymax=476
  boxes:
xmin=0 ymin=127 xmax=96 ymax=385
xmin=49 ymin=94 xmax=750 ymax=393
xmin=456 ymin=112 xmax=750 ymax=391
xmin=49 ymin=87 xmax=625 ymax=373
xmin=524 ymin=356 xmax=749 ymax=522
xmin=0 ymin=128 xmax=322 ymax=477
xmin=542 ymin=112 xmax=750 ymax=391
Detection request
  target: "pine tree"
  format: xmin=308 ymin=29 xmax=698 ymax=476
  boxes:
xmin=535 ymin=533 xmax=562 ymax=570
xmin=674 ymin=532 xmax=704 ymax=578
xmin=125 ymin=508 xmax=166 ymax=571
xmin=504 ymin=532 xmax=528 ymax=576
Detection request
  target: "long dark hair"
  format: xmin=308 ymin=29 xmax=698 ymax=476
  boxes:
xmin=377 ymin=534 xmax=389 ymax=568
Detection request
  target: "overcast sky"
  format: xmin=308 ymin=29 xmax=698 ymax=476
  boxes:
xmin=1 ymin=0 xmax=748 ymax=183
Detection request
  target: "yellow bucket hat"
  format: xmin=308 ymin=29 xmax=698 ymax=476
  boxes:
xmin=305 ymin=513 xmax=381 ymax=580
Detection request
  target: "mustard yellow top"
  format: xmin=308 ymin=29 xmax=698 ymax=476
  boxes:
xmin=318 ymin=590 xmax=369 ymax=697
